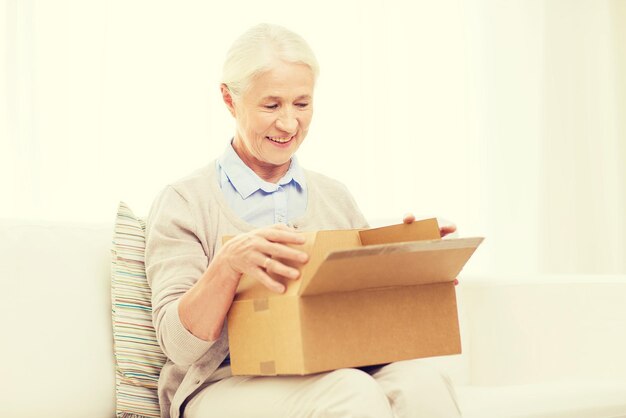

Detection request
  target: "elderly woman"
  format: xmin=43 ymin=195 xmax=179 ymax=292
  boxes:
xmin=145 ymin=23 xmax=459 ymax=418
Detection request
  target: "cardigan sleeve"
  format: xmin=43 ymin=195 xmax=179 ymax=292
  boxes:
xmin=144 ymin=185 xmax=214 ymax=366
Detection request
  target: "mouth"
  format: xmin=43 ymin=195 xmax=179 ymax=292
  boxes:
xmin=266 ymin=135 xmax=295 ymax=145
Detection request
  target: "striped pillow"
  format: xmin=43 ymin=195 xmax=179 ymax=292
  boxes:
xmin=111 ymin=202 xmax=166 ymax=418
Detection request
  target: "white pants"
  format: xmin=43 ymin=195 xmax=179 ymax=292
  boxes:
xmin=184 ymin=359 xmax=461 ymax=418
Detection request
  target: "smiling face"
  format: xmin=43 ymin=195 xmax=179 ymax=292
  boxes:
xmin=222 ymin=61 xmax=314 ymax=182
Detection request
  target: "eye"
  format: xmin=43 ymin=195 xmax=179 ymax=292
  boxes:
xmin=295 ymin=102 xmax=309 ymax=109
xmin=263 ymin=104 xmax=278 ymax=110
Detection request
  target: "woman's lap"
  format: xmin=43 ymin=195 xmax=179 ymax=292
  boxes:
xmin=370 ymin=359 xmax=461 ymax=417
xmin=184 ymin=359 xmax=460 ymax=418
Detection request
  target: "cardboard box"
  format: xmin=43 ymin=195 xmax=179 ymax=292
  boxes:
xmin=226 ymin=218 xmax=483 ymax=376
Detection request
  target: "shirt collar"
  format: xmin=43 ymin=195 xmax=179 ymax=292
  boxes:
xmin=218 ymin=141 xmax=306 ymax=199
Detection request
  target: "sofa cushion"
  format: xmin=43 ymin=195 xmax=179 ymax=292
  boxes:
xmin=112 ymin=202 xmax=166 ymax=417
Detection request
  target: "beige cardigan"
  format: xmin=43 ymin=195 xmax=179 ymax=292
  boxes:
xmin=144 ymin=162 xmax=368 ymax=418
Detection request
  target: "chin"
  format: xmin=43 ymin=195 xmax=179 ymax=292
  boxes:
xmin=265 ymin=156 xmax=293 ymax=167
xmin=263 ymin=145 xmax=300 ymax=165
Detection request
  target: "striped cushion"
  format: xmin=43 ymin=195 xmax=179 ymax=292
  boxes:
xmin=111 ymin=202 xmax=166 ymax=418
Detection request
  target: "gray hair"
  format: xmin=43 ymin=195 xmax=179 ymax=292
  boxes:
xmin=222 ymin=23 xmax=320 ymax=100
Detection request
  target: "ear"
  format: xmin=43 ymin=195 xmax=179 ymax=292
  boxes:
xmin=221 ymin=84 xmax=236 ymax=117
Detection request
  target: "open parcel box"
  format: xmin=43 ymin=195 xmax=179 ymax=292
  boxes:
xmin=227 ymin=219 xmax=483 ymax=376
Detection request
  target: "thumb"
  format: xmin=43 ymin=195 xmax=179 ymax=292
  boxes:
xmin=403 ymin=213 xmax=416 ymax=224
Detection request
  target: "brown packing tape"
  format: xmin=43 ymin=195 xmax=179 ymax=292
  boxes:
xmin=253 ymin=298 xmax=269 ymax=312
xmin=259 ymin=361 xmax=276 ymax=375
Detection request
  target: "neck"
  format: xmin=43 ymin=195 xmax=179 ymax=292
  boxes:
xmin=232 ymin=141 xmax=290 ymax=183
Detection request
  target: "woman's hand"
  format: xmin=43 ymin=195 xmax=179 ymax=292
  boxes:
xmin=178 ymin=224 xmax=309 ymax=341
xmin=218 ymin=224 xmax=309 ymax=293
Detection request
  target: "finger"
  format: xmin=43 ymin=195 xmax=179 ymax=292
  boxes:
xmin=262 ymin=241 xmax=309 ymax=264
xmin=263 ymin=256 xmax=301 ymax=280
xmin=268 ymin=223 xmax=295 ymax=231
xmin=253 ymin=267 xmax=286 ymax=293
xmin=403 ymin=213 xmax=416 ymax=224
xmin=259 ymin=228 xmax=306 ymax=245
xmin=439 ymin=224 xmax=457 ymax=237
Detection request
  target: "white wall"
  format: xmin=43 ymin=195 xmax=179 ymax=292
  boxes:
xmin=2 ymin=0 xmax=624 ymax=276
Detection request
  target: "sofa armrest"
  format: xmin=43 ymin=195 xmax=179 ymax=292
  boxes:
xmin=0 ymin=220 xmax=116 ymax=418
xmin=458 ymin=275 xmax=626 ymax=386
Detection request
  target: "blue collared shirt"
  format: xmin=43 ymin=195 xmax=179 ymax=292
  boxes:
xmin=216 ymin=142 xmax=308 ymax=227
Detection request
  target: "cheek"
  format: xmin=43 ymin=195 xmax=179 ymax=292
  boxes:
xmin=299 ymin=112 xmax=313 ymax=131
xmin=248 ymin=113 xmax=275 ymax=135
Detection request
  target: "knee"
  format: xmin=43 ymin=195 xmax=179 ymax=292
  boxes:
xmin=385 ymin=360 xmax=452 ymax=387
xmin=317 ymin=368 xmax=392 ymax=418
xmin=377 ymin=360 xmax=461 ymax=417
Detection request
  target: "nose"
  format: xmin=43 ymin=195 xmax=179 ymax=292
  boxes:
xmin=275 ymin=108 xmax=298 ymax=134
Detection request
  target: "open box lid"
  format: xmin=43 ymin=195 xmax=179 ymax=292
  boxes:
xmin=231 ymin=219 xmax=484 ymax=301
xmin=298 ymin=237 xmax=484 ymax=296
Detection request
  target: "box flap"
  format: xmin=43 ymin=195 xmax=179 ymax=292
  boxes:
xmin=298 ymin=237 xmax=483 ymax=296
xmin=359 ymin=218 xmax=441 ymax=245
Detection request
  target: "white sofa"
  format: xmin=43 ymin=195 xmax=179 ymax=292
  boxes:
xmin=2 ymin=219 xmax=626 ymax=418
